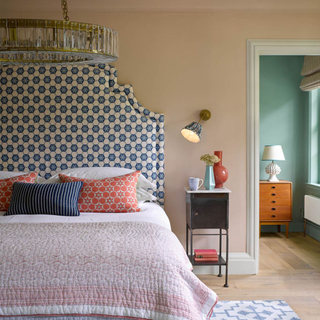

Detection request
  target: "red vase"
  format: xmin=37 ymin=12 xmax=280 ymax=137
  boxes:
xmin=213 ymin=151 xmax=228 ymax=188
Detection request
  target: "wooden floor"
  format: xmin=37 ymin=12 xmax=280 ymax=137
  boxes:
xmin=198 ymin=232 xmax=320 ymax=320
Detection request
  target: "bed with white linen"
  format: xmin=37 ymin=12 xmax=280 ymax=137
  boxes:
xmin=0 ymin=202 xmax=217 ymax=320
xmin=0 ymin=63 xmax=218 ymax=319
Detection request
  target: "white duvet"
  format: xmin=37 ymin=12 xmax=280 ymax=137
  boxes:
xmin=0 ymin=202 xmax=171 ymax=230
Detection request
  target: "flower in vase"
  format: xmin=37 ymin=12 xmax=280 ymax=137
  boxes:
xmin=200 ymin=154 xmax=220 ymax=166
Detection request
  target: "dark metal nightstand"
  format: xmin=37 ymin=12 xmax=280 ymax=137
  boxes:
xmin=185 ymin=187 xmax=231 ymax=287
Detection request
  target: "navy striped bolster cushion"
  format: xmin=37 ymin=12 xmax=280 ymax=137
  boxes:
xmin=5 ymin=181 xmax=83 ymax=216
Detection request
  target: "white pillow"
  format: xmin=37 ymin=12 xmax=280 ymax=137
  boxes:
xmin=0 ymin=171 xmax=26 ymax=179
xmin=45 ymin=167 xmax=156 ymax=190
xmin=136 ymin=188 xmax=157 ymax=202
xmin=36 ymin=176 xmax=47 ymax=184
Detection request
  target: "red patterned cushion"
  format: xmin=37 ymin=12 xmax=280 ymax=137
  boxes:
xmin=0 ymin=172 xmax=39 ymax=211
xmin=59 ymin=171 xmax=141 ymax=213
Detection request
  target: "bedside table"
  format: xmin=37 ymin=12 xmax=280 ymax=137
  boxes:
xmin=185 ymin=187 xmax=231 ymax=287
xmin=260 ymin=180 xmax=292 ymax=238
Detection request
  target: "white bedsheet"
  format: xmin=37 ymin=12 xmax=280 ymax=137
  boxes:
xmin=0 ymin=202 xmax=171 ymax=230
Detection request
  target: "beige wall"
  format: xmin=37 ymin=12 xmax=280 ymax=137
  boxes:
xmin=2 ymin=3 xmax=320 ymax=253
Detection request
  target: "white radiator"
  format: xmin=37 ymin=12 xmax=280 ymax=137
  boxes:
xmin=305 ymin=195 xmax=320 ymax=225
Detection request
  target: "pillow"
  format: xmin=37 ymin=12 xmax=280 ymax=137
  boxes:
xmin=0 ymin=172 xmax=38 ymax=211
xmin=59 ymin=171 xmax=141 ymax=213
xmin=38 ymin=176 xmax=156 ymax=203
xmin=36 ymin=176 xmax=47 ymax=184
xmin=5 ymin=181 xmax=83 ymax=216
xmin=46 ymin=167 xmax=156 ymax=190
xmin=136 ymin=188 xmax=157 ymax=202
xmin=0 ymin=171 xmax=27 ymax=179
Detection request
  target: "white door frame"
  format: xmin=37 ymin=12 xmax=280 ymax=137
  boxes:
xmin=247 ymin=39 xmax=320 ymax=274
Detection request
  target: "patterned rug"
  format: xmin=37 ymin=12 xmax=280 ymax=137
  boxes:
xmin=211 ymin=300 xmax=300 ymax=319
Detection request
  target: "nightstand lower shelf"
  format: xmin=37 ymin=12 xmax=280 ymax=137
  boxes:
xmin=188 ymin=255 xmax=226 ymax=266
xmin=186 ymin=224 xmax=229 ymax=287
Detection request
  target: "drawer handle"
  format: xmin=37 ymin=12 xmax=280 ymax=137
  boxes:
xmin=271 ymin=186 xmax=276 ymax=189
xmin=272 ymin=215 xmax=276 ymax=218
xmin=271 ymin=193 xmax=276 ymax=196
xmin=195 ymin=212 xmax=199 ymax=216
xmin=271 ymin=201 xmax=276 ymax=204
xmin=271 ymin=208 xmax=276 ymax=211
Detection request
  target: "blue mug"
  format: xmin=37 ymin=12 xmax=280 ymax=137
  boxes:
xmin=189 ymin=177 xmax=204 ymax=191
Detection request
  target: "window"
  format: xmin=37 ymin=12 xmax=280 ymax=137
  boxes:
xmin=308 ymin=89 xmax=320 ymax=185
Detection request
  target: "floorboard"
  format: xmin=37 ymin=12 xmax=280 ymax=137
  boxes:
xmin=198 ymin=232 xmax=320 ymax=320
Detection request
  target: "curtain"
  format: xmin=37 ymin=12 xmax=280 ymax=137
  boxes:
xmin=300 ymin=56 xmax=320 ymax=91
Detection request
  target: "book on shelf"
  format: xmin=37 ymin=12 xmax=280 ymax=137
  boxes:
xmin=194 ymin=249 xmax=218 ymax=258
xmin=194 ymin=256 xmax=219 ymax=262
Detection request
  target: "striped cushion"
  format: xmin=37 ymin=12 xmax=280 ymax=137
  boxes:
xmin=5 ymin=182 xmax=83 ymax=216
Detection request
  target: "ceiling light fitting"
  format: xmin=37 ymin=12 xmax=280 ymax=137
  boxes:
xmin=0 ymin=0 xmax=119 ymax=65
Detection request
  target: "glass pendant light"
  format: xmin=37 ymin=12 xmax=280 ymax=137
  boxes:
xmin=0 ymin=0 xmax=119 ymax=65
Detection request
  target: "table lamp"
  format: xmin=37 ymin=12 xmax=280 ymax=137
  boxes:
xmin=261 ymin=145 xmax=285 ymax=182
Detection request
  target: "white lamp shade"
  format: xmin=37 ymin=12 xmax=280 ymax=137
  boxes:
xmin=181 ymin=128 xmax=200 ymax=143
xmin=262 ymin=145 xmax=285 ymax=161
xmin=181 ymin=122 xmax=202 ymax=143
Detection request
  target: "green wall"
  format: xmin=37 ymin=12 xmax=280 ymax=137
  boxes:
xmin=260 ymin=56 xmax=309 ymax=233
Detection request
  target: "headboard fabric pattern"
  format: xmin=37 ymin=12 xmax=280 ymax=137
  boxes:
xmin=0 ymin=64 xmax=164 ymax=205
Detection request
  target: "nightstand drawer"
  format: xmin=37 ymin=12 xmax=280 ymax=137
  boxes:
xmin=260 ymin=197 xmax=291 ymax=206
xmin=187 ymin=194 xmax=228 ymax=229
xmin=260 ymin=183 xmax=290 ymax=193
xmin=260 ymin=189 xmax=290 ymax=199
xmin=192 ymin=199 xmax=228 ymax=229
xmin=260 ymin=211 xmax=291 ymax=221
xmin=260 ymin=205 xmax=291 ymax=215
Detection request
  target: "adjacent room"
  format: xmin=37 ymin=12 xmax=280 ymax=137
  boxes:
xmin=257 ymin=55 xmax=320 ymax=315
xmin=1 ymin=1 xmax=320 ymax=319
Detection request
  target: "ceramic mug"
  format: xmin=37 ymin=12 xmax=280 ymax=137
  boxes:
xmin=189 ymin=177 xmax=204 ymax=191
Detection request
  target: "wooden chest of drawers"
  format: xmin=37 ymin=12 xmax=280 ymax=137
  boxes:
xmin=259 ymin=180 xmax=292 ymax=238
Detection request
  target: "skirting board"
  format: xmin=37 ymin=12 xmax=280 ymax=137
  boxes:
xmin=306 ymin=220 xmax=320 ymax=243
xmin=193 ymin=252 xmax=255 ymax=275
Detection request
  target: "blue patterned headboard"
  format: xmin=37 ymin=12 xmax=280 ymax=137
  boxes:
xmin=0 ymin=64 xmax=165 ymax=205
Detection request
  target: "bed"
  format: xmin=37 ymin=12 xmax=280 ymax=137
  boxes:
xmin=0 ymin=201 xmax=217 ymax=319
xmin=0 ymin=64 xmax=218 ymax=319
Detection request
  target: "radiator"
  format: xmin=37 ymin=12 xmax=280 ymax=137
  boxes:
xmin=305 ymin=195 xmax=320 ymax=225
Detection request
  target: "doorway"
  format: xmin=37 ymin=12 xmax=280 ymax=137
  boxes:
xmin=246 ymin=40 xmax=320 ymax=274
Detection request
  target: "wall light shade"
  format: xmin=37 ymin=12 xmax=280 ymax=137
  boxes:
xmin=181 ymin=122 xmax=202 ymax=143
xmin=181 ymin=109 xmax=211 ymax=143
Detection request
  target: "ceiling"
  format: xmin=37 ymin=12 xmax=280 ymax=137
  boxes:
xmin=2 ymin=0 xmax=320 ymax=14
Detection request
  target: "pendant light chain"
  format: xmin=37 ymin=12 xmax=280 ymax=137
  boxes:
xmin=61 ymin=0 xmax=70 ymax=21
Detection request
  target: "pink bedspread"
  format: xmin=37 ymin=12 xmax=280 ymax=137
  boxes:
xmin=0 ymin=221 xmax=218 ymax=320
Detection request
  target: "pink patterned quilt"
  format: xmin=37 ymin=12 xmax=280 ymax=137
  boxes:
xmin=0 ymin=222 xmax=218 ymax=319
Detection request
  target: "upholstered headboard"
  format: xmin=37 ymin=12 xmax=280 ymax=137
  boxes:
xmin=0 ymin=64 xmax=164 ymax=205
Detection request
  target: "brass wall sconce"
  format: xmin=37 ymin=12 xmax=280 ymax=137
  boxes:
xmin=181 ymin=109 xmax=211 ymax=143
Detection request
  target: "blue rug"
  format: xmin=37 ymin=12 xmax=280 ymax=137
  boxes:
xmin=211 ymin=300 xmax=300 ymax=319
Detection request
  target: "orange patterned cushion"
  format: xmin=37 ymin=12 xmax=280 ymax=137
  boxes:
xmin=0 ymin=172 xmax=38 ymax=211
xmin=59 ymin=171 xmax=141 ymax=213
